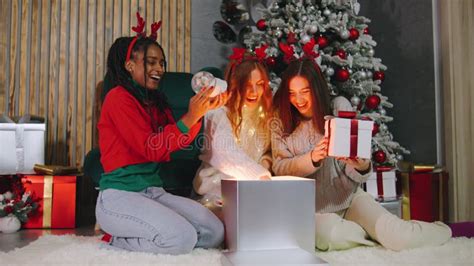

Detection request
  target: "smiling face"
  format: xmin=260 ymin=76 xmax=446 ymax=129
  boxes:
xmin=126 ymin=44 xmax=165 ymax=90
xmin=243 ymin=68 xmax=266 ymax=110
xmin=289 ymin=75 xmax=313 ymax=118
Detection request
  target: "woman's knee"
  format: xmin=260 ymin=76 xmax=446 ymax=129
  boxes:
xmin=152 ymin=222 xmax=198 ymax=255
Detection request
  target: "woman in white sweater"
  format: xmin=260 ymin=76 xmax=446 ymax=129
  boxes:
xmin=271 ymin=58 xmax=451 ymax=251
xmin=193 ymin=55 xmax=273 ymax=214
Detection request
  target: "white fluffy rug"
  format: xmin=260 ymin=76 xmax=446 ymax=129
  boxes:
xmin=0 ymin=235 xmax=472 ymax=265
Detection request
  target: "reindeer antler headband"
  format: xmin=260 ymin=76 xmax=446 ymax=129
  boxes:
xmin=126 ymin=12 xmax=162 ymax=61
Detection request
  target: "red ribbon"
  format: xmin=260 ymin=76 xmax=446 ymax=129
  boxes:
xmin=376 ymin=171 xmax=384 ymax=197
xmin=337 ymin=111 xmax=357 ymax=119
xmin=349 ymin=119 xmax=358 ymax=158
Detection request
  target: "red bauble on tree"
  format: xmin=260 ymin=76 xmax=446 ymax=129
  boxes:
xmin=349 ymin=28 xmax=359 ymax=41
xmin=373 ymin=71 xmax=385 ymax=81
xmin=266 ymin=56 xmax=276 ymax=68
xmin=365 ymin=95 xmax=381 ymax=110
xmin=372 ymin=123 xmax=379 ymax=136
xmin=334 ymin=49 xmax=347 ymax=59
xmin=256 ymin=19 xmax=267 ymax=31
xmin=335 ymin=69 xmax=350 ymax=82
xmin=363 ymin=27 xmax=370 ymax=35
xmin=316 ymin=35 xmax=328 ymax=49
xmin=373 ymin=150 xmax=387 ymax=164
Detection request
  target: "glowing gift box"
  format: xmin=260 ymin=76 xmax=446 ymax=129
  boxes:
xmin=0 ymin=115 xmax=45 ymax=174
xmin=324 ymin=111 xmax=373 ymax=159
xmin=366 ymin=166 xmax=397 ymax=200
xmin=221 ymin=176 xmax=315 ymax=252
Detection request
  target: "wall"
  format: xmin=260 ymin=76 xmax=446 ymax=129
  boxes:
xmin=0 ymin=0 xmax=191 ymax=167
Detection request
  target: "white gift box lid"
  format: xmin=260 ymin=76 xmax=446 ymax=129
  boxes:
xmin=0 ymin=115 xmax=46 ymax=174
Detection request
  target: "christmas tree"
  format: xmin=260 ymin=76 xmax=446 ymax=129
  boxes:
xmin=239 ymin=0 xmax=409 ymax=167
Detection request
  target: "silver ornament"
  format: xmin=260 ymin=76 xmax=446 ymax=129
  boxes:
xmin=309 ymin=24 xmax=318 ymax=34
xmin=340 ymin=29 xmax=350 ymax=39
xmin=367 ymin=71 xmax=373 ymax=79
xmin=301 ymin=34 xmax=311 ymax=44
xmin=275 ymin=29 xmax=283 ymax=38
xmin=379 ymin=108 xmax=387 ymax=116
xmin=302 ymin=15 xmax=308 ymax=22
xmin=396 ymin=154 xmax=404 ymax=161
xmin=350 ymin=95 xmax=361 ymax=106
xmin=318 ymin=17 xmax=325 ymax=23
xmin=270 ymin=3 xmax=279 ymax=12
xmin=308 ymin=5 xmax=316 ymax=12
xmin=325 ymin=67 xmax=335 ymax=76
xmin=368 ymin=48 xmax=375 ymax=57
xmin=380 ymin=123 xmax=388 ymax=132
xmin=359 ymin=71 xmax=367 ymax=79
xmin=323 ymin=9 xmax=331 ymax=16
xmin=348 ymin=68 xmax=353 ymax=74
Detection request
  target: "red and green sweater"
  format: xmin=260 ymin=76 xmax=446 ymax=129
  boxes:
xmin=98 ymin=86 xmax=201 ymax=191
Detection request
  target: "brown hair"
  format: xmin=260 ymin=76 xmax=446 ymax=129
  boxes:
xmin=224 ymin=58 xmax=273 ymax=137
xmin=273 ymin=58 xmax=331 ymax=135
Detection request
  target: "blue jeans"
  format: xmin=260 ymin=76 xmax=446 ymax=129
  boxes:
xmin=96 ymin=187 xmax=224 ymax=254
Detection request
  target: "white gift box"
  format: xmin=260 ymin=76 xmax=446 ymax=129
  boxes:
xmin=0 ymin=115 xmax=45 ymax=174
xmin=324 ymin=116 xmax=373 ymax=159
xmin=366 ymin=170 xmax=397 ymax=200
xmin=221 ymin=176 xmax=315 ymax=252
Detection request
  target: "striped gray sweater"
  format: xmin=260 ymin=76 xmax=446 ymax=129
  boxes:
xmin=271 ymin=118 xmax=371 ymax=213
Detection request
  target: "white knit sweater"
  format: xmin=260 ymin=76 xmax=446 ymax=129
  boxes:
xmin=271 ymin=116 xmax=371 ymax=213
xmin=193 ymin=107 xmax=272 ymax=200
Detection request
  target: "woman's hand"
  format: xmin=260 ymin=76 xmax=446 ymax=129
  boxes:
xmin=181 ymin=87 xmax=229 ymax=128
xmin=259 ymin=175 xmax=272 ymax=181
xmin=311 ymin=137 xmax=328 ymax=165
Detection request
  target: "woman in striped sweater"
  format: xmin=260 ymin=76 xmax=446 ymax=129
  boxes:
xmin=271 ymin=58 xmax=451 ymax=251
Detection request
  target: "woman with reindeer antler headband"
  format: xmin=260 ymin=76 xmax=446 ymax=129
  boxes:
xmin=192 ymin=46 xmax=274 ymax=219
xmin=96 ymin=12 xmax=226 ymax=254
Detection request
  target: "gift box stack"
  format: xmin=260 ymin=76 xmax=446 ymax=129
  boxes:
xmin=1 ymin=115 xmax=96 ymax=229
xmin=398 ymin=162 xmax=449 ymax=223
xmin=364 ymin=166 xmax=401 ymax=218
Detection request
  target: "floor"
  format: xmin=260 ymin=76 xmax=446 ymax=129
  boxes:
xmin=0 ymin=225 xmax=98 ymax=252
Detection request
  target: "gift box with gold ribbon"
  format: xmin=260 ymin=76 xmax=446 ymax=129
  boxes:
xmin=21 ymin=175 xmax=76 ymax=228
xmin=398 ymin=162 xmax=449 ymax=223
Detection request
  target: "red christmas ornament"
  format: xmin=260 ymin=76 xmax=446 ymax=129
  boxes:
xmin=256 ymin=19 xmax=267 ymax=31
xmin=373 ymin=71 xmax=385 ymax=81
xmin=349 ymin=28 xmax=359 ymax=41
xmin=372 ymin=123 xmax=379 ymax=136
xmin=287 ymin=32 xmax=297 ymax=44
xmin=365 ymin=95 xmax=381 ymax=110
xmin=335 ymin=69 xmax=350 ymax=82
xmin=316 ymin=36 xmax=328 ymax=49
xmin=373 ymin=150 xmax=387 ymax=164
xmin=363 ymin=27 xmax=370 ymax=35
xmin=334 ymin=49 xmax=347 ymax=59
xmin=266 ymin=56 xmax=276 ymax=68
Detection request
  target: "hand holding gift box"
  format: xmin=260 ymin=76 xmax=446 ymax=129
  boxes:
xmin=324 ymin=111 xmax=374 ymax=159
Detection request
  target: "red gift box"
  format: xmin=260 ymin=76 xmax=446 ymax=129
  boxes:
xmin=399 ymin=165 xmax=449 ymax=223
xmin=21 ymin=175 xmax=77 ymax=228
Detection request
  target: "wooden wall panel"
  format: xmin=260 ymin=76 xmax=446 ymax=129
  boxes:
xmin=0 ymin=0 xmax=191 ymax=167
